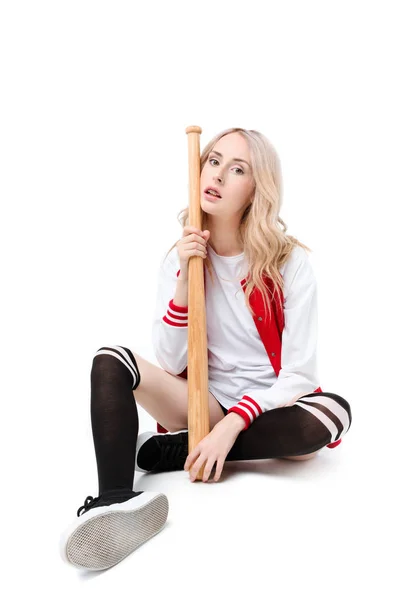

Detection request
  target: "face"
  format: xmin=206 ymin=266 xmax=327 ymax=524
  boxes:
xmin=200 ymin=132 xmax=255 ymax=219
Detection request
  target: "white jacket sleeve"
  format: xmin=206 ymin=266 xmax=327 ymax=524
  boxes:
xmin=151 ymin=249 xmax=189 ymax=375
xmin=227 ymin=248 xmax=320 ymax=430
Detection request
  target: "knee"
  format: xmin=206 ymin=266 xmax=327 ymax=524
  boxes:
xmin=301 ymin=391 xmax=352 ymax=432
xmin=324 ymin=392 xmax=352 ymax=433
xmin=91 ymin=347 xmax=122 ymax=379
xmin=92 ymin=346 xmax=121 ymax=369
xmin=91 ymin=345 xmax=140 ymax=389
xmin=328 ymin=392 xmax=351 ymax=413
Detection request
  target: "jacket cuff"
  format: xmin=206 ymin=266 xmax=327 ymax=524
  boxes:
xmin=162 ymin=299 xmax=189 ymax=327
xmin=227 ymin=396 xmax=263 ymax=430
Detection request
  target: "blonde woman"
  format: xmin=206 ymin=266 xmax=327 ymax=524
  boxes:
xmin=60 ymin=128 xmax=352 ymax=571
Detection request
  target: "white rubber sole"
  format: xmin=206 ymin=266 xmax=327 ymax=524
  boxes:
xmin=135 ymin=429 xmax=189 ymax=473
xmin=59 ymin=491 xmax=169 ymax=571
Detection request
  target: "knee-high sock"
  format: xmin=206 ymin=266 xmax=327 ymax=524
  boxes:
xmin=226 ymin=392 xmax=352 ymax=461
xmin=90 ymin=345 xmax=140 ymax=494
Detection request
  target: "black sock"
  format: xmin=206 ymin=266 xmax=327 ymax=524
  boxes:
xmin=90 ymin=345 xmax=141 ymax=495
xmin=226 ymin=392 xmax=352 ymax=461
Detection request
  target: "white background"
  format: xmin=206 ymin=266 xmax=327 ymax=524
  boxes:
xmin=1 ymin=1 xmax=399 ymax=597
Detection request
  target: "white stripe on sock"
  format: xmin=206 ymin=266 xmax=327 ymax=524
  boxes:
xmin=295 ymin=401 xmax=339 ymax=443
xmin=299 ymin=394 xmax=350 ymax=434
xmin=94 ymin=346 xmax=138 ymax=388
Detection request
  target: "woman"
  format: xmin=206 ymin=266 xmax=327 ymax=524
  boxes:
xmin=60 ymin=127 xmax=352 ymax=572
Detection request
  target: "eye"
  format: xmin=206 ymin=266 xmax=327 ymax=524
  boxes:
xmin=209 ymin=157 xmax=244 ymax=175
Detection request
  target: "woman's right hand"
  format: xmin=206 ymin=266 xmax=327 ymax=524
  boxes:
xmin=177 ymin=226 xmax=210 ymax=280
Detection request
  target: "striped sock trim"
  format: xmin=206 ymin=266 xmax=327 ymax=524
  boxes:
xmin=94 ymin=345 xmax=140 ymax=390
xmin=295 ymin=394 xmax=351 ymax=443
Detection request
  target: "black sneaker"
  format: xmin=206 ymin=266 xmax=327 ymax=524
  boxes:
xmin=135 ymin=429 xmax=189 ymax=473
xmin=59 ymin=487 xmax=169 ymax=571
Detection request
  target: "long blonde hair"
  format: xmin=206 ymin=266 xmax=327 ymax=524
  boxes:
xmin=164 ymin=127 xmax=311 ymax=319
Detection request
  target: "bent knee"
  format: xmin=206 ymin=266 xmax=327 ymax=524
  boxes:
xmin=91 ymin=345 xmax=140 ymax=389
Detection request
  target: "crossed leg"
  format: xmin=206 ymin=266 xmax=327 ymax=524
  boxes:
xmin=131 ymin=351 xmax=322 ymax=460
xmin=279 ymin=391 xmax=321 ymax=460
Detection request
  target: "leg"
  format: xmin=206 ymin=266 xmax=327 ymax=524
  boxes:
xmin=279 ymin=392 xmax=320 ymax=460
xmin=131 ymin=350 xmax=226 ymax=432
xmin=280 ymin=450 xmax=320 ymax=461
xmin=90 ymin=344 xmax=225 ymax=491
xmin=134 ymin=390 xmax=351 ymax=474
xmin=61 ymin=345 xmax=170 ymax=571
xmin=90 ymin=345 xmax=141 ymax=494
xmin=225 ymin=391 xmax=352 ymax=462
xmin=280 ymin=390 xmax=350 ymax=460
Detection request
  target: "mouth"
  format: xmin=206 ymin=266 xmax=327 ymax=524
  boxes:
xmin=204 ymin=187 xmax=222 ymax=201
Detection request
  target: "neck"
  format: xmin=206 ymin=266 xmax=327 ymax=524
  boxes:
xmin=206 ymin=222 xmax=243 ymax=257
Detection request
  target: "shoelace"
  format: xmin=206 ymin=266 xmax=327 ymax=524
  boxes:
xmin=77 ymin=495 xmax=100 ymax=517
xmin=77 ymin=488 xmax=140 ymax=517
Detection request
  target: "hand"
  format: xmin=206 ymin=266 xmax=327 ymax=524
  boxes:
xmin=177 ymin=226 xmax=210 ymax=281
xmin=184 ymin=415 xmax=244 ymax=483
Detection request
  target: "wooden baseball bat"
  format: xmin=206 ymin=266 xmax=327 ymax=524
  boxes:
xmin=185 ymin=125 xmax=210 ymax=481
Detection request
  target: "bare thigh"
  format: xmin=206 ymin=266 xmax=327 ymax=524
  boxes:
xmin=280 ymin=451 xmax=320 ymax=461
xmin=131 ymin=350 xmax=226 ymax=432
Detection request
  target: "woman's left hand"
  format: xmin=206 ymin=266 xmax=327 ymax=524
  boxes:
xmin=184 ymin=414 xmax=244 ymax=482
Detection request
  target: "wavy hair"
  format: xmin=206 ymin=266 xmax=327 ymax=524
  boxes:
xmin=163 ymin=127 xmax=311 ymax=319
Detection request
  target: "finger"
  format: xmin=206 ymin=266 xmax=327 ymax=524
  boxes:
xmin=185 ymin=226 xmax=202 ymax=235
xmin=202 ymin=457 xmax=217 ymax=483
xmin=184 ymin=446 xmax=200 ymax=469
xmin=184 ymin=229 xmax=204 ymax=243
xmin=184 ymin=446 xmax=201 ymax=471
xmin=190 ymin=454 xmax=206 ymax=481
xmin=189 ymin=235 xmax=207 ymax=247
xmin=214 ymin=458 xmax=224 ymax=482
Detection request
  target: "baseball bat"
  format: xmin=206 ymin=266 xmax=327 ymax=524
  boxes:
xmin=185 ymin=125 xmax=210 ymax=481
